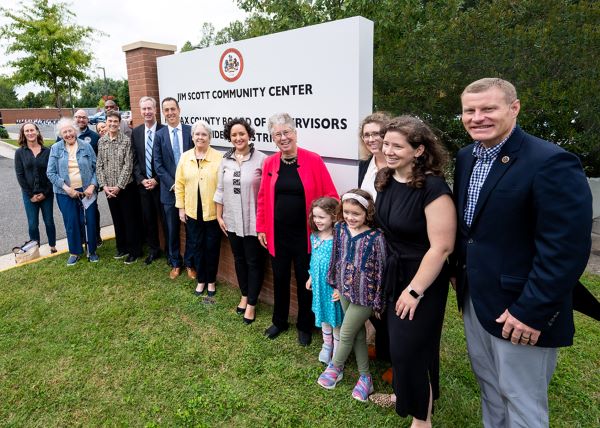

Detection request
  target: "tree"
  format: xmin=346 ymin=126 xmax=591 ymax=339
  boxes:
xmin=0 ymin=76 xmax=21 ymax=108
xmin=0 ymin=0 xmax=99 ymax=113
xmin=20 ymin=90 xmax=55 ymax=108
xmin=77 ymin=78 xmax=130 ymax=110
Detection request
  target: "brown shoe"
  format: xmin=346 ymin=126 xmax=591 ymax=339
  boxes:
xmin=186 ymin=267 xmax=197 ymax=279
xmin=381 ymin=367 xmax=393 ymax=385
xmin=169 ymin=267 xmax=181 ymax=279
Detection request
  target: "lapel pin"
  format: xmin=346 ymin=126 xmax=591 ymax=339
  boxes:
xmin=501 ymin=156 xmax=510 ymax=164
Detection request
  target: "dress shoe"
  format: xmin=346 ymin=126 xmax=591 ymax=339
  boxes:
xmin=194 ymin=284 xmax=206 ymax=296
xmin=114 ymin=251 xmax=128 ymax=259
xmin=243 ymin=316 xmax=255 ymax=325
xmin=144 ymin=253 xmax=160 ymax=265
xmin=186 ymin=267 xmax=197 ymax=279
xmin=169 ymin=267 xmax=181 ymax=279
xmin=264 ymin=324 xmax=287 ymax=340
xmin=124 ymin=255 xmax=138 ymax=265
xmin=298 ymin=330 xmax=312 ymax=347
xmin=236 ymin=306 xmax=246 ymax=315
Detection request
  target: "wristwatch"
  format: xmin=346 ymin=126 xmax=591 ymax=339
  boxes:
xmin=407 ymin=285 xmax=424 ymax=300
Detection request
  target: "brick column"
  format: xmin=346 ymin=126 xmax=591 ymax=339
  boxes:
xmin=122 ymin=41 xmax=176 ymax=127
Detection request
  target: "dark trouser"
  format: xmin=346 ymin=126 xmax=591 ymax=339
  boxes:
xmin=21 ymin=191 xmax=56 ymax=247
xmin=106 ymin=182 xmax=142 ymax=257
xmin=56 ymin=191 xmax=97 ymax=255
xmin=369 ymin=311 xmax=391 ymax=362
xmin=270 ymin=248 xmax=313 ymax=332
xmin=163 ymin=203 xmax=182 ymax=267
xmin=185 ymin=217 xmax=221 ymax=283
xmin=228 ymin=233 xmax=265 ymax=305
xmin=138 ymin=184 xmax=163 ymax=256
xmin=96 ymin=204 xmax=101 ymax=241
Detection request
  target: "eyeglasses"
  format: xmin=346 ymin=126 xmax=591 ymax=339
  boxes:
xmin=272 ymin=129 xmax=294 ymax=139
xmin=362 ymin=132 xmax=382 ymax=140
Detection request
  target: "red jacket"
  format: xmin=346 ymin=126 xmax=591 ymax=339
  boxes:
xmin=256 ymin=147 xmax=339 ymax=256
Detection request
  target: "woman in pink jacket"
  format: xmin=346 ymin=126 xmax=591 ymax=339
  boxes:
xmin=257 ymin=112 xmax=338 ymax=346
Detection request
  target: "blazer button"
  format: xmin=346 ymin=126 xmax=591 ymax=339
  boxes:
xmin=462 ymin=264 xmax=467 ymax=269
xmin=467 ymin=239 xmax=474 ymax=244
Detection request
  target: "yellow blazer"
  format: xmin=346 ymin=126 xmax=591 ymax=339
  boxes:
xmin=175 ymin=146 xmax=223 ymax=221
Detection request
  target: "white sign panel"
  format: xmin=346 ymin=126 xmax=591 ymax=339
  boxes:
xmin=157 ymin=16 xmax=373 ymax=191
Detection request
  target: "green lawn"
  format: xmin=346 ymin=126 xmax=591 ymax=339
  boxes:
xmin=0 ymin=139 xmax=55 ymax=147
xmin=1 ymin=240 xmax=598 ymax=427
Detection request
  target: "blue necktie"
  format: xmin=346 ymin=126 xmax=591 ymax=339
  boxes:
xmin=172 ymin=128 xmax=181 ymax=166
xmin=145 ymin=129 xmax=153 ymax=178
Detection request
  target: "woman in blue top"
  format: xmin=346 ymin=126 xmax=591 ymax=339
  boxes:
xmin=47 ymin=118 xmax=99 ymax=266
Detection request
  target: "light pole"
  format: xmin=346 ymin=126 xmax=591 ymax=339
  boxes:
xmin=96 ymin=66 xmax=108 ymax=102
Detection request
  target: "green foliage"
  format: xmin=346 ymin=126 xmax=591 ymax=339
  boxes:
xmin=0 ymin=75 xmax=21 ymax=108
xmin=216 ymin=0 xmax=600 ymax=175
xmin=76 ymin=78 xmax=130 ymax=110
xmin=0 ymin=127 xmax=9 ymax=139
xmin=20 ymin=90 xmax=55 ymax=108
xmin=0 ymin=240 xmax=598 ymax=425
xmin=0 ymin=0 xmax=100 ymax=112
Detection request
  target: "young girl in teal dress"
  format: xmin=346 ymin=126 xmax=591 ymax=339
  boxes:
xmin=306 ymin=197 xmax=344 ymax=364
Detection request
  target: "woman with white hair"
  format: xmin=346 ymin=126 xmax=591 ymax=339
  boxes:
xmin=47 ymin=118 xmax=99 ymax=266
xmin=256 ymin=112 xmax=338 ymax=346
xmin=175 ymin=120 xmax=223 ymax=297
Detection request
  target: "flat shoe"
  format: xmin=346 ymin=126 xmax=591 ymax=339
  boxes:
xmin=236 ymin=306 xmax=246 ymax=315
xmin=207 ymin=290 xmax=216 ymax=297
xmin=369 ymin=393 xmax=396 ymax=408
xmin=243 ymin=317 xmax=255 ymax=325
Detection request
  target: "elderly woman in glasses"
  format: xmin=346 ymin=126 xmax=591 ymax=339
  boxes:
xmin=256 ymin=112 xmax=338 ymax=346
xmin=47 ymin=118 xmax=99 ymax=266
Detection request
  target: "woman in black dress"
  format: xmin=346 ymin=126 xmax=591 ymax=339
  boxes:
xmin=373 ymin=116 xmax=456 ymax=427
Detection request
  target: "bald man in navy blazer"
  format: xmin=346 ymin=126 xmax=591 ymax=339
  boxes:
xmin=153 ymin=97 xmax=193 ymax=279
xmin=453 ymin=78 xmax=592 ymax=427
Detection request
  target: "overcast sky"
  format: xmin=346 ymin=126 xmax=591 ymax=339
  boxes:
xmin=0 ymin=0 xmax=248 ymax=96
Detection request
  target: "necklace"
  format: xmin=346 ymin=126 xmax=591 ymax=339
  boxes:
xmin=281 ymin=156 xmax=297 ymax=165
xmin=313 ymin=232 xmax=332 ymax=249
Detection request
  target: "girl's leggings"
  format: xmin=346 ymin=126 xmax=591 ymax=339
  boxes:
xmin=332 ymin=294 xmax=373 ymax=375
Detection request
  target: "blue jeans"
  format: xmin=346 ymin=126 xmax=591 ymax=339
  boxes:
xmin=22 ymin=191 xmax=56 ymax=246
xmin=56 ymin=191 xmax=98 ymax=255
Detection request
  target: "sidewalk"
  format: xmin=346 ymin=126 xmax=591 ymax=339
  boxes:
xmin=0 ymin=225 xmax=115 ymax=271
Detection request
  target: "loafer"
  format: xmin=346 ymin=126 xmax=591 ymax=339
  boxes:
xmin=66 ymin=255 xmax=80 ymax=266
xmin=298 ymin=330 xmax=312 ymax=347
xmin=124 ymin=255 xmax=138 ymax=265
xmin=264 ymin=324 xmax=287 ymax=340
xmin=186 ymin=267 xmax=197 ymax=279
xmin=114 ymin=251 xmax=128 ymax=259
xmin=169 ymin=267 xmax=181 ymax=279
xmin=88 ymin=253 xmax=99 ymax=263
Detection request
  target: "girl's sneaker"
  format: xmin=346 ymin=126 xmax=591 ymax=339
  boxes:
xmin=317 ymin=362 xmax=344 ymax=389
xmin=352 ymin=374 xmax=374 ymax=402
xmin=318 ymin=344 xmax=333 ymax=364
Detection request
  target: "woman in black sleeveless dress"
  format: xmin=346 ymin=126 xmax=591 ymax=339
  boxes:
xmin=374 ymin=116 xmax=456 ymax=427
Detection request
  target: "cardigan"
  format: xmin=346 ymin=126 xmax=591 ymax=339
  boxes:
xmin=14 ymin=145 xmax=53 ymax=197
xmin=256 ymin=146 xmax=338 ymax=256
xmin=213 ymin=145 xmax=267 ymax=237
xmin=175 ymin=146 xmax=223 ymax=221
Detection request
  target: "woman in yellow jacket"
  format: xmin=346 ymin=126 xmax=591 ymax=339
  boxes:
xmin=175 ymin=120 xmax=223 ymax=297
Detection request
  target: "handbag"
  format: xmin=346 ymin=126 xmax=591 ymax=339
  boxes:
xmin=12 ymin=240 xmax=40 ymax=264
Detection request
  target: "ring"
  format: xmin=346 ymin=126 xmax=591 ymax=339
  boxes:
xmin=522 ymin=335 xmax=530 ymax=340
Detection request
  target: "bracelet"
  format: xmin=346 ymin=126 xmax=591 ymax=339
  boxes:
xmin=407 ymin=285 xmax=424 ymax=300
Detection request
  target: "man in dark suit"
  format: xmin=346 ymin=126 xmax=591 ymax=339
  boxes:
xmin=131 ymin=96 xmax=164 ymax=265
xmin=453 ymin=78 xmax=592 ymax=427
xmin=153 ymin=97 xmax=193 ymax=279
